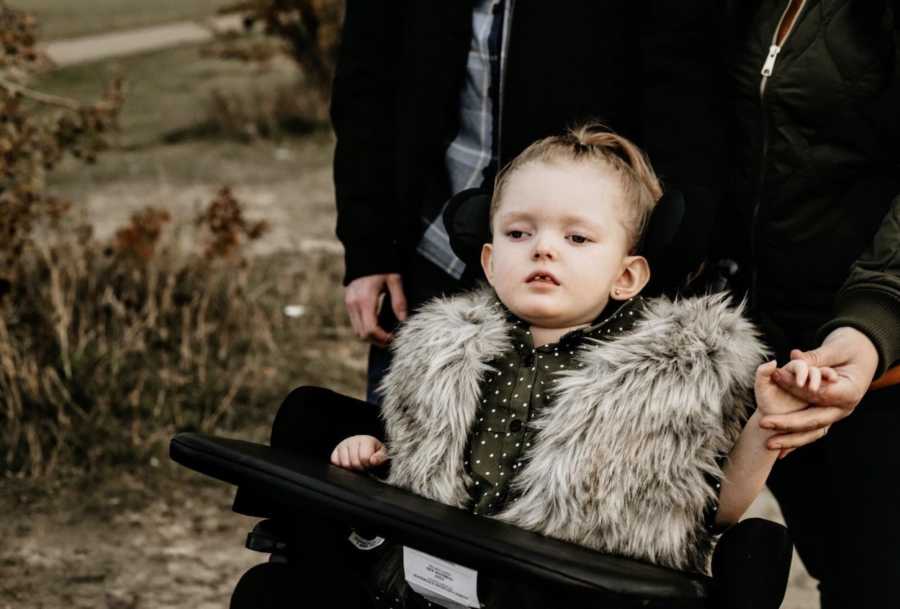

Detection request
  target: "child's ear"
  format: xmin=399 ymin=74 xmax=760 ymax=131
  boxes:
xmin=480 ymin=243 xmax=495 ymax=286
xmin=611 ymin=255 xmax=650 ymax=300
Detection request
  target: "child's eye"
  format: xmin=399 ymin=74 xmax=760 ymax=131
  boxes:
xmin=506 ymin=230 xmax=529 ymax=240
xmin=567 ymin=234 xmax=591 ymax=244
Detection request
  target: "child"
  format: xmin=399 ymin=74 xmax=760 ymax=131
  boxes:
xmin=330 ymin=125 xmax=835 ymax=583
xmin=320 ymin=126 xmax=835 ymax=606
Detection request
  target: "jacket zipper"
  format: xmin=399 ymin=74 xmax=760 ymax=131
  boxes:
xmin=751 ymin=0 xmax=806 ymax=307
xmin=758 ymin=0 xmax=806 ymax=96
xmin=496 ymin=0 xmax=514 ymax=168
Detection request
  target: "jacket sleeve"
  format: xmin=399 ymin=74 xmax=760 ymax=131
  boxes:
xmin=818 ymin=194 xmax=900 ymax=377
xmin=817 ymin=29 xmax=900 ymax=378
xmin=637 ymin=1 xmax=729 ymax=295
xmin=330 ymin=0 xmax=404 ymax=285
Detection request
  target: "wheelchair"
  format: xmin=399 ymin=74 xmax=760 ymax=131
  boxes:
xmin=169 ymin=189 xmax=793 ymax=608
xmin=170 ymin=423 xmax=791 ymax=609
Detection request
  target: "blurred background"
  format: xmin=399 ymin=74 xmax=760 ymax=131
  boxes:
xmin=0 ymin=2 xmax=816 ymax=607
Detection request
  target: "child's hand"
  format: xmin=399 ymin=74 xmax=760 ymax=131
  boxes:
xmin=330 ymin=435 xmax=388 ymax=471
xmin=754 ymin=360 xmax=836 ymax=417
xmin=775 ymin=358 xmax=839 ymax=396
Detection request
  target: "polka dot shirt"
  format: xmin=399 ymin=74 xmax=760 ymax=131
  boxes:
xmin=465 ymin=297 xmax=645 ymax=515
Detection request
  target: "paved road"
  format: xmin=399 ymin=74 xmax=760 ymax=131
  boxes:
xmin=42 ymin=14 xmax=243 ymax=67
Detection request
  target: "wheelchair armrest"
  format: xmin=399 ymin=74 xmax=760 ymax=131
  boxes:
xmin=170 ymin=432 xmax=710 ymax=604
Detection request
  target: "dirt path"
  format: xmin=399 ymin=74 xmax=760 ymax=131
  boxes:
xmin=42 ymin=15 xmax=243 ymax=67
xmin=0 ymin=469 xmax=260 ymax=609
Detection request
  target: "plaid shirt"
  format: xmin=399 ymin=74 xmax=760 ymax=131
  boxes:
xmin=416 ymin=0 xmax=510 ymax=279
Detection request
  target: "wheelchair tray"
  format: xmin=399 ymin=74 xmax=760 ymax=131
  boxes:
xmin=170 ymin=432 xmax=710 ymax=603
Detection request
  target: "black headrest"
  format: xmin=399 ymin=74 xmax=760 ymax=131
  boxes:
xmin=443 ymin=187 xmax=686 ymax=280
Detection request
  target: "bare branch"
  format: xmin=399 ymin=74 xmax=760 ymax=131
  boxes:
xmin=0 ymin=75 xmax=81 ymax=111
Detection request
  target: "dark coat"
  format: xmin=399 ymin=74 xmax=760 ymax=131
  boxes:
xmin=725 ymin=0 xmax=900 ymax=375
xmin=331 ymin=1 xmax=728 ymax=291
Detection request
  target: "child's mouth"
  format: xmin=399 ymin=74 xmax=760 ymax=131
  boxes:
xmin=526 ymin=271 xmax=560 ymax=285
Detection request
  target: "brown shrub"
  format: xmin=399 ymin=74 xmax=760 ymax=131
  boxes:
xmin=0 ymin=195 xmax=353 ymax=478
xmin=0 ymin=2 xmax=124 ymax=282
xmin=219 ymin=0 xmax=343 ymax=103
xmin=199 ymin=0 xmax=343 ymax=137
xmin=0 ymin=3 xmax=359 ymax=479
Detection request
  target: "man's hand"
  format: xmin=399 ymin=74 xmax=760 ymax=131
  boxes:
xmin=331 ymin=435 xmax=389 ymax=471
xmin=760 ymin=326 xmax=879 ymax=455
xmin=344 ymin=273 xmax=408 ymax=347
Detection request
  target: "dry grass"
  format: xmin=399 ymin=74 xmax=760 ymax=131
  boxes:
xmin=0 ymin=196 xmax=356 ymax=478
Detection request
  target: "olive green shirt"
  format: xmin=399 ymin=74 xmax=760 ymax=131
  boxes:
xmin=465 ymin=296 xmax=645 ymax=515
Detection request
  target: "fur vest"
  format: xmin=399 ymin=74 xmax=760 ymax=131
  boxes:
xmin=379 ymin=288 xmax=766 ymax=573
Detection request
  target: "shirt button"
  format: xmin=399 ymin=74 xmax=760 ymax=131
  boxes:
xmin=522 ymin=352 xmax=534 ymax=367
xmin=509 ymin=419 xmax=523 ymax=432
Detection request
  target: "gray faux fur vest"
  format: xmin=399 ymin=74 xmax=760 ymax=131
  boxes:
xmin=379 ymin=288 xmax=766 ymax=573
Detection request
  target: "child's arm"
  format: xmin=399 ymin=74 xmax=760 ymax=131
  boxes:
xmin=331 ymin=435 xmax=389 ymax=471
xmin=714 ymin=360 xmax=836 ymax=528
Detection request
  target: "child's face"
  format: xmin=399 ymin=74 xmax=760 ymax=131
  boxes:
xmin=481 ymin=160 xmax=649 ymax=330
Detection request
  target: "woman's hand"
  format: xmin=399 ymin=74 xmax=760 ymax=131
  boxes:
xmin=331 ymin=435 xmax=389 ymax=471
xmin=760 ymin=326 xmax=879 ymax=455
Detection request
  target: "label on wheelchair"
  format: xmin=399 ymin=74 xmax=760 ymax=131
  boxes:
xmin=402 ymin=546 xmax=480 ymax=609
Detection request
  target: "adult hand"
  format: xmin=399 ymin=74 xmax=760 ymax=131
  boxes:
xmin=759 ymin=327 xmax=879 ymax=454
xmin=344 ymin=273 xmax=407 ymax=347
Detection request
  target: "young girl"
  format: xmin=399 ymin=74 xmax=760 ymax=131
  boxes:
xmin=329 ymin=126 xmax=833 ymax=585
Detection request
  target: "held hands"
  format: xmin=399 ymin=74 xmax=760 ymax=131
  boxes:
xmin=755 ymin=360 xmax=809 ymax=416
xmin=331 ymin=435 xmax=389 ymax=471
xmin=755 ymin=359 xmax=838 ymax=456
xmin=759 ymin=327 xmax=879 ymax=455
xmin=344 ymin=273 xmax=408 ymax=347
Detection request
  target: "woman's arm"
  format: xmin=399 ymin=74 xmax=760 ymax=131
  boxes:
xmin=763 ymin=194 xmax=900 ymax=451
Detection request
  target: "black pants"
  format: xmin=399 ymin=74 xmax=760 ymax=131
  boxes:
xmin=366 ymin=254 xmax=468 ymax=404
xmin=767 ymin=383 xmax=900 ymax=609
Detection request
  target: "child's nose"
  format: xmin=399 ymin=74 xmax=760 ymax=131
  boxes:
xmin=531 ymin=236 xmax=557 ymax=260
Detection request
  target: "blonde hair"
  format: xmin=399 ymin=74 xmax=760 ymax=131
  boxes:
xmin=490 ymin=123 xmax=663 ymax=253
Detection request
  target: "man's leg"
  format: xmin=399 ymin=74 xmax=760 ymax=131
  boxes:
xmin=768 ymin=384 xmax=900 ymax=609
xmin=821 ymin=384 xmax=900 ymax=609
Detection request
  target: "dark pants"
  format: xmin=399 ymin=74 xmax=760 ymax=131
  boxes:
xmin=766 ymin=384 xmax=900 ymax=609
xmin=366 ymin=254 xmax=468 ymax=404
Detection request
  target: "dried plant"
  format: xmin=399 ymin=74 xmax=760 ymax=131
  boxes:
xmin=195 ymin=186 xmax=270 ymax=259
xmin=217 ymin=0 xmax=343 ymax=104
xmin=0 ymin=193 xmax=352 ymax=478
xmin=0 ymin=2 xmax=124 ymax=281
xmin=0 ymin=4 xmax=360 ymax=479
xmin=203 ymin=82 xmax=323 ymax=141
xmin=199 ymin=0 xmax=342 ymax=135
